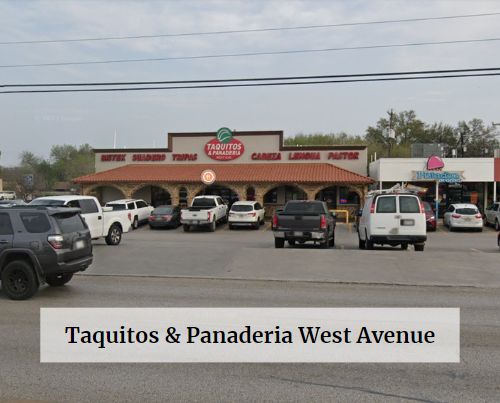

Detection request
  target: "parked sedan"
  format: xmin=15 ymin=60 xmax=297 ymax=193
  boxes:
xmin=422 ymin=201 xmax=437 ymax=231
xmin=228 ymin=201 xmax=265 ymax=229
xmin=443 ymin=203 xmax=483 ymax=231
xmin=148 ymin=205 xmax=181 ymax=229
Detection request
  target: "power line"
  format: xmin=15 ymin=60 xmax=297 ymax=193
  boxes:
xmin=2 ymin=72 xmax=499 ymax=94
xmin=2 ymin=67 xmax=500 ymax=88
xmin=2 ymin=37 xmax=500 ymax=69
xmin=1 ymin=12 xmax=499 ymax=45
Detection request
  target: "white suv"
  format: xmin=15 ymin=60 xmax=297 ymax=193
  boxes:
xmin=105 ymin=199 xmax=153 ymax=229
xmin=228 ymin=201 xmax=265 ymax=229
xmin=358 ymin=192 xmax=427 ymax=251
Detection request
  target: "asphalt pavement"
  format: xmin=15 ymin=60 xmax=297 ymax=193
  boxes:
xmin=87 ymin=222 xmax=500 ymax=287
xmin=1 ymin=276 xmax=499 ymax=402
xmin=0 ymin=222 xmax=499 ymax=402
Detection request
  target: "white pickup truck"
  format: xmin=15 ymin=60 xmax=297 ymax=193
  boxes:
xmin=180 ymin=195 xmax=228 ymax=232
xmin=30 ymin=195 xmax=132 ymax=245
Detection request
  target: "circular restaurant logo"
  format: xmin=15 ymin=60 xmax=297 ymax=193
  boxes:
xmin=201 ymin=169 xmax=216 ymax=185
xmin=216 ymin=127 xmax=233 ymax=144
xmin=205 ymin=128 xmax=244 ymax=161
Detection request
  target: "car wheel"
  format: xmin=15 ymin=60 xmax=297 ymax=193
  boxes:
xmin=46 ymin=273 xmax=73 ymax=287
xmin=209 ymin=221 xmax=216 ymax=232
xmin=330 ymin=233 xmax=335 ymax=248
xmin=288 ymin=239 xmax=296 ymax=246
xmin=229 ymin=224 xmax=234 ymax=230
xmin=319 ymin=239 xmax=329 ymax=249
xmin=401 ymin=243 xmax=408 ymax=250
xmin=1 ymin=260 xmax=39 ymax=300
xmin=105 ymin=224 xmax=122 ymax=245
xmin=259 ymin=218 xmax=265 ymax=226
xmin=183 ymin=224 xmax=190 ymax=232
xmin=414 ymin=244 xmax=425 ymax=252
xmin=132 ymin=216 xmax=139 ymax=230
xmin=495 ymin=220 xmax=499 ymax=231
xmin=275 ymin=238 xmax=285 ymax=248
xmin=365 ymin=231 xmax=374 ymax=250
xmin=253 ymin=221 xmax=259 ymax=230
xmin=358 ymin=232 xmax=365 ymax=249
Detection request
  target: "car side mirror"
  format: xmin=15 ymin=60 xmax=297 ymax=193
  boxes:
xmin=357 ymin=209 xmax=363 ymax=217
xmin=330 ymin=211 xmax=336 ymax=218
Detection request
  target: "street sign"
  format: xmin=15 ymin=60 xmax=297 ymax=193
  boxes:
xmin=23 ymin=174 xmax=34 ymax=189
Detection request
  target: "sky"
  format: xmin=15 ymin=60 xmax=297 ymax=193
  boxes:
xmin=1 ymin=0 xmax=500 ymax=166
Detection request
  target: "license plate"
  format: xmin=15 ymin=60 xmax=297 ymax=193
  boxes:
xmin=401 ymin=219 xmax=415 ymax=226
xmin=238 ymin=214 xmax=246 ymax=218
xmin=192 ymin=220 xmax=199 ymax=225
xmin=294 ymin=231 xmax=303 ymax=236
xmin=464 ymin=217 xmax=472 ymax=222
xmin=74 ymin=240 xmax=86 ymax=250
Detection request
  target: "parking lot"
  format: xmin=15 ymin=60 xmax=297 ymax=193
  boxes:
xmin=88 ymin=222 xmax=500 ymax=288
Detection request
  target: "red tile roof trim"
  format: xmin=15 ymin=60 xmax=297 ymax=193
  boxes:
xmin=74 ymin=163 xmax=373 ymax=184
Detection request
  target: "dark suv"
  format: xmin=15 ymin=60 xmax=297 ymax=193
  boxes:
xmin=0 ymin=207 xmax=93 ymax=300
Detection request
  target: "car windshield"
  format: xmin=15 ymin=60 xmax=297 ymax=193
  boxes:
xmin=153 ymin=207 xmax=173 ymax=214
xmin=456 ymin=208 xmax=478 ymax=215
xmin=106 ymin=203 xmax=126 ymax=211
xmin=284 ymin=202 xmax=324 ymax=215
xmin=231 ymin=205 xmax=253 ymax=212
xmin=30 ymin=199 xmax=65 ymax=206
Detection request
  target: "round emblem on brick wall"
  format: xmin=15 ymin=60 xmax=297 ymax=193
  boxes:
xmin=201 ymin=169 xmax=216 ymax=185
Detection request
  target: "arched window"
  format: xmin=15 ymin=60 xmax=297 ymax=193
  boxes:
xmin=179 ymin=187 xmax=188 ymax=207
xmin=246 ymin=186 xmax=256 ymax=201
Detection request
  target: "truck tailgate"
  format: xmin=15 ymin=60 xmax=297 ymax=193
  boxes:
xmin=181 ymin=210 xmax=210 ymax=220
xmin=277 ymin=214 xmax=322 ymax=231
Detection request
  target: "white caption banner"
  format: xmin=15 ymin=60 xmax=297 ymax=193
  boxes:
xmin=40 ymin=308 xmax=459 ymax=363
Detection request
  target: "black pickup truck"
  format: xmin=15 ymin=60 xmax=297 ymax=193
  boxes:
xmin=272 ymin=200 xmax=336 ymax=249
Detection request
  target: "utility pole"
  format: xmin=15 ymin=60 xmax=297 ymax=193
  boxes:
xmin=460 ymin=127 xmax=467 ymax=157
xmin=387 ymin=109 xmax=395 ymax=157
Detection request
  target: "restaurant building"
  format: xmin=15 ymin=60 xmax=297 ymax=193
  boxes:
xmin=369 ymin=156 xmax=500 ymax=216
xmin=74 ymin=129 xmax=373 ymax=216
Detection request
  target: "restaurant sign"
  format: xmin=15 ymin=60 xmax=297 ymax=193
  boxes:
xmin=413 ymin=171 xmax=463 ymax=183
xmin=413 ymin=156 xmax=463 ymax=183
xmin=204 ymin=128 xmax=244 ymax=161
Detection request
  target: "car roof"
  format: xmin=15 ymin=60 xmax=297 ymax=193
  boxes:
xmin=33 ymin=195 xmax=94 ymax=201
xmin=106 ymin=199 xmax=140 ymax=204
xmin=3 ymin=206 xmax=81 ymax=215
xmin=450 ymin=203 xmax=478 ymax=208
xmin=231 ymin=201 xmax=257 ymax=205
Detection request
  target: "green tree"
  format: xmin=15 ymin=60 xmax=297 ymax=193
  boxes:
xmin=455 ymin=119 xmax=499 ymax=157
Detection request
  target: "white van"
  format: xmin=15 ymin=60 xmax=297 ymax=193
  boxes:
xmin=357 ymin=192 xmax=427 ymax=251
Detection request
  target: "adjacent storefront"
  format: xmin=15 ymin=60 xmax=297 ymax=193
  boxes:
xmin=74 ymin=129 xmax=373 ymax=217
xmin=369 ymin=156 xmax=500 ymax=216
